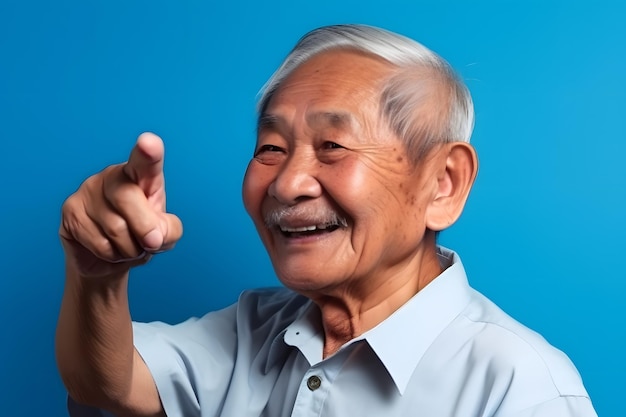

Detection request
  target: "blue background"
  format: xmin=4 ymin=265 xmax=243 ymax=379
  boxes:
xmin=0 ymin=1 xmax=623 ymax=415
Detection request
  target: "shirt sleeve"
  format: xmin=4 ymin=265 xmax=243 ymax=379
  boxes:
xmin=67 ymin=304 xmax=239 ymax=417
xmin=504 ymin=395 xmax=598 ymax=417
xmin=131 ymin=303 xmax=239 ymax=417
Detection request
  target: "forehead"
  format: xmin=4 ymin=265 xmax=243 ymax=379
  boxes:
xmin=261 ymin=50 xmax=395 ymax=131
xmin=259 ymin=110 xmax=356 ymax=133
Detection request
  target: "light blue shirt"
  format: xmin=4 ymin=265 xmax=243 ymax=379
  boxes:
xmin=68 ymin=248 xmax=597 ymax=417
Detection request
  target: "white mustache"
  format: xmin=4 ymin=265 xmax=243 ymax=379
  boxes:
xmin=264 ymin=205 xmax=348 ymax=229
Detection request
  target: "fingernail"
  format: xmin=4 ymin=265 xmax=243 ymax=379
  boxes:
xmin=143 ymin=229 xmax=163 ymax=250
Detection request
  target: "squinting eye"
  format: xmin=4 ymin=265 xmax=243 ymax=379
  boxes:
xmin=322 ymin=141 xmax=343 ymax=149
xmin=255 ymin=144 xmax=284 ymax=156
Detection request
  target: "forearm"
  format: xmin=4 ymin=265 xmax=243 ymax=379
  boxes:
xmin=56 ymin=133 xmax=176 ymax=416
xmin=56 ymin=258 xmax=135 ymax=407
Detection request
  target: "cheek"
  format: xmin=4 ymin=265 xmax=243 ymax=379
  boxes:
xmin=334 ymin=160 xmax=368 ymax=197
xmin=325 ymin=157 xmax=393 ymax=218
xmin=335 ymin=158 xmax=430 ymax=233
xmin=242 ymin=162 xmax=270 ymax=218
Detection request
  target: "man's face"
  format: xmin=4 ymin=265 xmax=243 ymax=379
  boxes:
xmin=242 ymin=50 xmax=442 ymax=298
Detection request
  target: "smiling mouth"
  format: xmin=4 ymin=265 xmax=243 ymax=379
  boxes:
xmin=279 ymin=222 xmax=343 ymax=238
xmin=265 ymin=205 xmax=348 ymax=239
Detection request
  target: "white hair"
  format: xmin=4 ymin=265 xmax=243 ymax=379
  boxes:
xmin=257 ymin=24 xmax=474 ymax=163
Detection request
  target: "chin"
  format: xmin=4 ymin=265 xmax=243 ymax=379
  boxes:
xmin=275 ymin=269 xmax=338 ymax=295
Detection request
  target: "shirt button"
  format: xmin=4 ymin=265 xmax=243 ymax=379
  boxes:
xmin=307 ymin=375 xmax=322 ymax=391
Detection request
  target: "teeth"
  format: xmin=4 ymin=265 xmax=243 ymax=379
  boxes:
xmin=280 ymin=224 xmax=333 ymax=233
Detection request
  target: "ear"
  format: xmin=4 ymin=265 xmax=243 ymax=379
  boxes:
xmin=425 ymin=142 xmax=478 ymax=231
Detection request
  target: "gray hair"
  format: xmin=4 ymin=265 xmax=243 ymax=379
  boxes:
xmin=257 ymin=24 xmax=474 ymax=163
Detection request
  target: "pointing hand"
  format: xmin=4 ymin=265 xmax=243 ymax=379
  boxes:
xmin=60 ymin=132 xmax=183 ymax=278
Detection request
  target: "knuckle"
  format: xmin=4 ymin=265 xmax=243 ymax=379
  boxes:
xmin=62 ymin=214 xmax=79 ymax=238
xmin=92 ymin=237 xmax=115 ymax=260
xmin=61 ymin=195 xmax=79 ymax=221
xmin=60 ymin=203 xmax=84 ymax=240
xmin=81 ymin=172 xmax=103 ymax=193
xmin=101 ymin=216 xmax=129 ymax=240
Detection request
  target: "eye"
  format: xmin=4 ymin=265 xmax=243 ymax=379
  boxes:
xmin=254 ymin=144 xmax=285 ymax=156
xmin=322 ymin=141 xmax=343 ymax=150
xmin=253 ymin=143 xmax=287 ymax=166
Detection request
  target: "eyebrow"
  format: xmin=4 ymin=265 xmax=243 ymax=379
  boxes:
xmin=257 ymin=113 xmax=280 ymax=131
xmin=258 ymin=111 xmax=358 ymax=132
xmin=306 ymin=111 xmax=356 ymax=131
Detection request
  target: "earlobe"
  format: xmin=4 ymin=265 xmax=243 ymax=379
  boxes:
xmin=425 ymin=142 xmax=478 ymax=231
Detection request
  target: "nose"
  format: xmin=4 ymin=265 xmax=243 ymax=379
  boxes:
xmin=268 ymin=151 xmax=322 ymax=205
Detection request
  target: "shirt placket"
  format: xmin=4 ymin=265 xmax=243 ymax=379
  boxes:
xmin=290 ymin=362 xmax=338 ymax=417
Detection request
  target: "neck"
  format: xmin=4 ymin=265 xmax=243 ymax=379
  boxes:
xmin=312 ymin=242 xmax=442 ymax=358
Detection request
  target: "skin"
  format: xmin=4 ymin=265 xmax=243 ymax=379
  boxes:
xmin=57 ymin=133 xmax=179 ymax=416
xmin=56 ymin=49 xmax=477 ymax=415
xmin=243 ymin=50 xmax=477 ymax=356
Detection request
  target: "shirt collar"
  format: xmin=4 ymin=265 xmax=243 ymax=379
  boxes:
xmin=266 ymin=247 xmax=474 ymax=395
xmin=264 ymin=298 xmax=320 ymax=374
xmin=362 ymin=246 xmax=474 ymax=394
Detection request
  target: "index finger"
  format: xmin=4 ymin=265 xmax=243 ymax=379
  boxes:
xmin=123 ymin=132 xmax=165 ymax=197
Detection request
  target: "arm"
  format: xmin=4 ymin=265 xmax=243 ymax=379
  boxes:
xmin=55 ymin=133 xmax=183 ymax=417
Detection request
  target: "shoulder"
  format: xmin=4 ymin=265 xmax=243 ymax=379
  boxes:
xmin=457 ymin=290 xmax=589 ymax=398
xmin=416 ymin=288 xmax=592 ymax=415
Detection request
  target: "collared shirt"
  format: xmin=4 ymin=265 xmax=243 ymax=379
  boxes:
xmin=68 ymin=248 xmax=597 ymax=417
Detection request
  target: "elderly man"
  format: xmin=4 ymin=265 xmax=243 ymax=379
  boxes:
xmin=56 ymin=25 xmax=597 ymax=417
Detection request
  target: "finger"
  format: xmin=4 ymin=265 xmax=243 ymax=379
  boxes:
xmin=126 ymin=212 xmax=183 ymax=254
xmin=104 ymin=170 xmax=165 ymax=251
xmin=123 ymin=132 xmax=165 ymax=197
xmin=61 ymin=196 xmax=121 ymax=262
xmin=88 ymin=206 xmax=146 ymax=260
xmin=158 ymin=212 xmax=184 ymax=252
xmin=63 ymin=183 xmax=146 ymax=262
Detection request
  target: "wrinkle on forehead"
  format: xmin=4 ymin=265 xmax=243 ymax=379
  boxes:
xmin=259 ymin=107 xmax=373 ymax=145
xmin=258 ymin=50 xmax=401 ymax=146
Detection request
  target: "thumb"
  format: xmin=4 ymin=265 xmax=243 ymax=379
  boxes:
xmin=155 ymin=212 xmax=184 ymax=252
xmin=123 ymin=132 xmax=165 ymax=197
xmin=141 ymin=212 xmax=183 ymax=253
